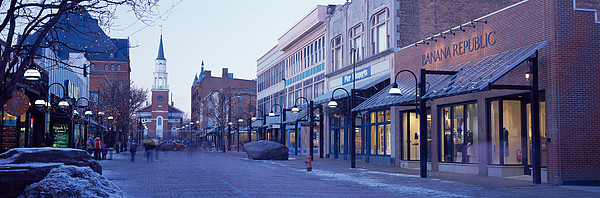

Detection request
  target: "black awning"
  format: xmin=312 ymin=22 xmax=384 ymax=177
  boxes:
xmin=352 ymin=41 xmax=547 ymax=112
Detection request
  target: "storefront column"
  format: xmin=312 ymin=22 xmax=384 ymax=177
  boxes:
xmin=478 ymin=97 xmax=489 ymax=176
xmin=530 ymin=54 xmax=541 ymax=184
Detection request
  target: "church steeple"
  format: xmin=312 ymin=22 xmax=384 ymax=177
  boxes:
xmin=153 ymin=35 xmax=168 ymax=90
xmin=156 ymin=35 xmax=166 ymax=61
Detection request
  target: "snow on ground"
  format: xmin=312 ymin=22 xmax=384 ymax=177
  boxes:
xmin=19 ymin=165 xmax=124 ymax=198
xmin=262 ymin=160 xmax=466 ymax=197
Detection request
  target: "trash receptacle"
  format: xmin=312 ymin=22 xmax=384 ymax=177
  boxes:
xmin=108 ymin=148 xmax=114 ymax=160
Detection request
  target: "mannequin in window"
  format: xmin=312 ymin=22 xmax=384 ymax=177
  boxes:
xmin=503 ymin=127 xmax=509 ymax=157
xmin=465 ymin=129 xmax=473 ymax=162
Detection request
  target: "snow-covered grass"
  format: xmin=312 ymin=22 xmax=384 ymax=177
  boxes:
xmin=19 ymin=165 xmax=124 ymax=198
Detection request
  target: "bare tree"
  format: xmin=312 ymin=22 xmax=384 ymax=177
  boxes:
xmin=201 ymin=87 xmax=234 ymax=151
xmin=0 ymin=0 xmax=158 ymax=107
xmin=96 ymin=80 xmax=147 ymax=148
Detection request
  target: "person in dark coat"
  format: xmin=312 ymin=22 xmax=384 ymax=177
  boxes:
xmin=130 ymin=142 xmax=137 ymax=162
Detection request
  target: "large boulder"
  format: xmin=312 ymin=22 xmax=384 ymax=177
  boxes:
xmin=0 ymin=148 xmax=101 ymax=198
xmin=20 ymin=165 xmax=124 ymax=198
xmin=244 ymin=140 xmax=289 ymax=160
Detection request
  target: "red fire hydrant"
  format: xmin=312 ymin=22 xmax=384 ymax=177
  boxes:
xmin=305 ymin=155 xmax=312 ymax=171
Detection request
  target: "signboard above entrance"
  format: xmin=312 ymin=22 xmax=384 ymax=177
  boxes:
xmin=422 ymin=31 xmax=496 ymax=66
xmin=342 ymin=67 xmax=371 ymax=85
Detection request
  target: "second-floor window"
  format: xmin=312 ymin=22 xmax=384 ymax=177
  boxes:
xmin=332 ymin=35 xmax=342 ymax=71
xmin=350 ymin=23 xmax=364 ymax=61
xmin=371 ymin=9 xmax=389 ymax=54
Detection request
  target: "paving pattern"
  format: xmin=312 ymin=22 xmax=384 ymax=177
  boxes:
xmin=99 ymin=150 xmax=600 ymax=198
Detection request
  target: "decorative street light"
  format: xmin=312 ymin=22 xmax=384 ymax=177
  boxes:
xmin=291 ymin=97 xmax=315 ymax=160
xmin=237 ymin=118 xmax=243 ymax=152
xmin=269 ymin=103 xmax=289 ymax=144
xmin=251 ymin=109 xmax=265 ymax=140
xmin=328 ymin=87 xmax=354 ymax=167
xmin=23 ymin=65 xmax=41 ymax=81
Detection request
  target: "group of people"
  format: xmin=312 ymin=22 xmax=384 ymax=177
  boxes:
xmin=129 ymin=137 xmax=160 ymax=162
xmin=86 ymin=136 xmax=108 ymax=160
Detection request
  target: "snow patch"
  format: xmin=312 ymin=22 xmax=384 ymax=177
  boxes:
xmin=19 ymin=165 xmax=124 ymax=198
xmin=0 ymin=162 xmax=64 ymax=169
xmin=304 ymin=169 xmax=466 ymax=197
xmin=363 ymin=170 xmax=421 ymax=178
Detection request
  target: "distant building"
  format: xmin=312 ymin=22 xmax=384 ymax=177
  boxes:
xmin=135 ymin=36 xmax=184 ymax=139
xmin=190 ymin=63 xmax=256 ymax=127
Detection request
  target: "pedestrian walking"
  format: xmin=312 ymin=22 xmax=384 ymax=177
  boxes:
xmin=130 ymin=142 xmax=137 ymax=162
xmin=143 ymin=138 xmax=155 ymax=161
xmin=102 ymin=144 xmax=108 ymax=160
xmin=154 ymin=139 xmax=160 ymax=160
xmin=93 ymin=136 xmax=103 ymax=160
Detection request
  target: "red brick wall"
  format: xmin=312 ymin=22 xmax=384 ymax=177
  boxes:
xmin=396 ymin=0 xmax=522 ymax=48
xmin=552 ymin=0 xmax=600 ymax=184
xmin=393 ymin=0 xmax=600 ymax=183
xmin=89 ymin=60 xmax=130 ymax=91
xmin=190 ymin=69 xmax=256 ymax=123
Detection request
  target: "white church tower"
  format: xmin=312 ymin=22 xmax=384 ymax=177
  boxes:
xmin=150 ymin=35 xmax=170 ymax=138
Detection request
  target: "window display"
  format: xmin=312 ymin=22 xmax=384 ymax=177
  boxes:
xmin=441 ymin=103 xmax=478 ymax=163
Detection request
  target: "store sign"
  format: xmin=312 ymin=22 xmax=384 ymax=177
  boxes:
xmin=342 ymin=67 xmax=371 ymax=85
xmin=3 ymin=91 xmax=30 ymax=116
xmin=52 ymin=124 xmax=69 ymax=148
xmin=422 ymin=31 xmax=497 ymax=66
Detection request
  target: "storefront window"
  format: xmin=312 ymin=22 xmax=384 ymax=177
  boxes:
xmin=366 ymin=110 xmax=391 ymax=156
xmin=527 ymin=102 xmax=547 ymax=167
xmin=466 ymin=104 xmax=478 ymax=163
xmin=340 ymin=127 xmax=345 ymax=154
xmin=354 ymin=127 xmax=362 ymax=154
xmin=503 ymin=100 xmax=522 ymax=165
xmin=402 ymin=112 xmax=420 ymax=160
xmin=441 ymin=103 xmax=478 ymax=163
xmin=2 ymin=111 xmax=18 ymax=150
xmin=491 ymin=101 xmax=500 ymax=164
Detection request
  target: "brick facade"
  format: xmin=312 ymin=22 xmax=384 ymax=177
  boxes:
xmin=391 ymin=0 xmax=600 ymax=184
xmin=190 ymin=68 xmax=257 ymax=124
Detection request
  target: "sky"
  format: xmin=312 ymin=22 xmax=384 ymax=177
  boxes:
xmin=108 ymin=0 xmax=348 ymax=118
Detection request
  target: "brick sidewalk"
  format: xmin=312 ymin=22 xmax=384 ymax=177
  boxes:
xmin=99 ymin=150 xmax=600 ymax=198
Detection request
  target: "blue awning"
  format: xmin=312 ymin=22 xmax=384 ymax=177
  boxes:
xmin=352 ymin=41 xmax=547 ymax=112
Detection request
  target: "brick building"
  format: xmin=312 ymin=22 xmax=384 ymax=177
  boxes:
xmin=190 ymin=64 xmax=256 ymax=126
xmin=353 ymin=0 xmax=600 ymax=184
xmin=135 ymin=36 xmax=184 ymax=139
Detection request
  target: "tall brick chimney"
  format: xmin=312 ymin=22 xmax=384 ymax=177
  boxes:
xmin=222 ymin=68 xmax=229 ymax=79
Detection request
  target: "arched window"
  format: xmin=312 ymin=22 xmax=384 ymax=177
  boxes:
xmin=157 ymin=117 xmax=163 ymax=126
xmin=158 ymin=78 xmax=163 ymax=88
xmin=111 ymin=65 xmax=115 ymax=71
xmin=104 ymin=64 xmax=108 ymax=70
xmin=91 ymin=63 xmax=95 ymax=70
xmin=349 ymin=23 xmax=364 ymax=61
xmin=117 ymin=65 xmax=121 ymax=71
xmin=331 ymin=35 xmax=343 ymax=71
xmin=371 ymin=9 xmax=389 ymax=54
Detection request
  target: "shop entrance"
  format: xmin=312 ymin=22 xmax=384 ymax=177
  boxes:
xmin=489 ymin=95 xmax=546 ymax=175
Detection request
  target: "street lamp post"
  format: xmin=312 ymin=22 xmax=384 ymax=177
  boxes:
xmin=269 ymin=104 xmax=289 ymax=145
xmin=251 ymin=109 xmax=265 ymax=140
xmin=328 ymin=87 xmax=355 ymax=168
xmin=291 ymin=97 xmax=315 ymax=161
xmin=237 ymin=118 xmax=243 ymax=152
xmin=34 ymin=82 xmax=69 ymax=147
xmin=390 ymin=69 xmax=458 ymax=178
xmin=68 ymin=97 xmax=89 ymax=149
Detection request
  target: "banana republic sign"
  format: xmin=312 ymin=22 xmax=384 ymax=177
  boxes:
xmin=422 ymin=31 xmax=496 ymax=66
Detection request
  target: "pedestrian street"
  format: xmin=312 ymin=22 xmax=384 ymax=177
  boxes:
xmin=99 ymin=150 xmax=600 ymax=198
